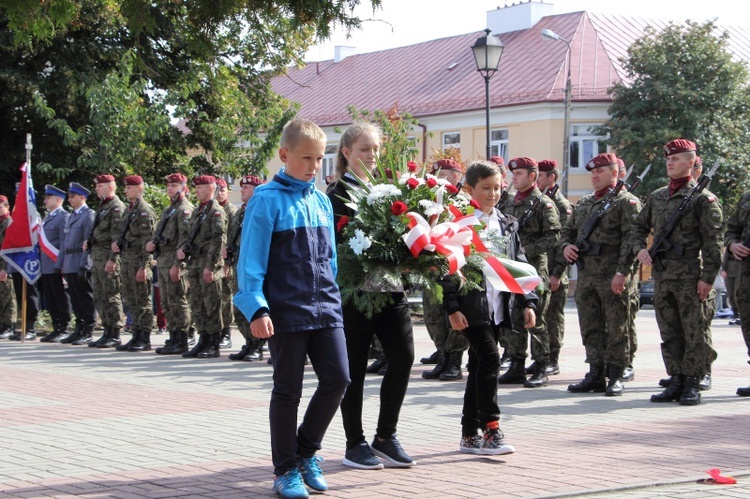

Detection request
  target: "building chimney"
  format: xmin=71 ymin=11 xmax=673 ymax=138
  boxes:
xmin=487 ymin=1 xmax=555 ymax=35
xmin=334 ymin=46 xmax=356 ymax=63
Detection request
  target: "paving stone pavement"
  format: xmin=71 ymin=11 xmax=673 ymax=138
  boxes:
xmin=1 ymin=302 xmax=749 ymax=498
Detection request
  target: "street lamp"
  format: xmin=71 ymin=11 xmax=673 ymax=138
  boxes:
xmin=472 ymin=28 xmax=505 ymax=160
xmin=541 ymin=28 xmax=572 ymax=197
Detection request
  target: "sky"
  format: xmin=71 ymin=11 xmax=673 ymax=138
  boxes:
xmin=305 ymin=0 xmax=739 ymax=61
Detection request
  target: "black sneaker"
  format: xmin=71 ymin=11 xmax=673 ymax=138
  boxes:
xmin=370 ymin=435 xmax=416 ymax=468
xmin=342 ymin=441 xmax=383 ymax=470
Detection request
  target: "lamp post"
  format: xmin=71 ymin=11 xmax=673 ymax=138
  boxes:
xmin=541 ymin=28 xmax=572 ymax=197
xmin=472 ymin=28 xmax=504 ymax=160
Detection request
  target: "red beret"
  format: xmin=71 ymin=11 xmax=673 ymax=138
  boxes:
xmin=508 ymin=157 xmax=537 ymax=171
xmin=488 ymin=156 xmax=505 ymax=166
xmin=123 ymin=175 xmax=143 ymax=186
xmin=694 ymin=156 xmax=703 ymax=167
xmin=94 ymin=174 xmax=115 ymax=184
xmin=538 ymin=159 xmax=557 ymax=172
xmin=663 ymin=139 xmax=696 ymax=156
xmin=240 ymin=175 xmax=265 ymax=187
xmin=193 ymin=175 xmax=216 ymax=186
xmin=215 ymin=178 xmax=228 ymax=188
xmin=616 ymin=158 xmax=625 ymax=169
xmin=164 ymin=173 xmax=187 ymax=184
xmin=585 ymin=153 xmax=618 ymax=171
xmin=0 ymin=195 xmax=7 ymax=204
xmin=433 ymin=158 xmax=464 ymax=173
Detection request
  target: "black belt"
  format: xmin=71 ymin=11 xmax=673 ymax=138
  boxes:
xmin=65 ymin=248 xmax=83 ymax=254
xmin=661 ymin=249 xmax=700 ymax=260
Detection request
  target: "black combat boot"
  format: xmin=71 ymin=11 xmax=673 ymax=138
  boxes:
xmin=218 ymin=327 xmax=232 ymax=349
xmin=499 ymin=349 xmax=511 ymax=371
xmin=41 ymin=321 xmax=63 ymax=343
xmin=605 ymin=365 xmax=624 ymax=397
xmin=161 ymin=331 xmax=188 ymax=355
xmin=128 ymin=328 xmax=152 ymax=351
xmin=622 ymin=363 xmax=635 ymax=382
xmin=244 ymin=338 xmax=264 ymax=361
xmin=61 ymin=322 xmax=82 ymax=344
xmin=187 ymin=325 xmax=196 ymax=346
xmin=439 ymin=351 xmax=464 ymax=381
xmin=568 ymin=365 xmax=606 ymax=393
xmin=197 ymin=333 xmax=221 ymax=358
xmin=737 ymin=385 xmax=750 ymax=396
xmin=116 ymin=329 xmax=139 ymax=351
xmin=498 ymin=357 xmax=527 ymax=384
xmin=99 ymin=326 xmax=121 ymax=348
xmin=422 ymin=350 xmax=447 ymax=379
xmin=89 ymin=325 xmax=110 ymax=347
xmin=183 ymin=332 xmax=208 ymax=358
xmin=524 ymin=361 xmax=537 ymax=375
xmin=366 ymin=353 xmax=387 ymax=374
xmin=420 ymin=350 xmax=440 ymax=365
xmin=547 ymin=351 xmax=561 ymax=375
xmin=651 ymin=375 xmax=683 ymax=402
xmin=12 ymin=322 xmax=37 ymax=341
xmin=155 ymin=330 xmax=176 ymax=354
xmin=699 ymin=373 xmax=712 ymax=391
xmin=679 ymin=376 xmax=701 ymax=405
xmin=0 ymin=323 xmax=12 ymax=339
xmin=524 ymin=361 xmax=548 ymax=388
xmin=72 ymin=323 xmax=94 ymax=345
xmin=228 ymin=342 xmax=250 ymax=361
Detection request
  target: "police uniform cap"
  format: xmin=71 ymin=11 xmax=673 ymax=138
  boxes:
xmin=68 ymin=182 xmax=90 ymax=197
xmin=45 ymin=185 xmax=66 ymax=198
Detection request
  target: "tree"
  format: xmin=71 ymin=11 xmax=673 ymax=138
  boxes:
xmin=597 ymin=20 xmax=750 ymax=210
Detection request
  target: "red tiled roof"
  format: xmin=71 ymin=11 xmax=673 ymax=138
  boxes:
xmin=272 ymin=11 xmax=750 ymax=127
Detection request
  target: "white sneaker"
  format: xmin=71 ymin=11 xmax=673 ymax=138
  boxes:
xmin=480 ymin=430 xmax=515 ymax=455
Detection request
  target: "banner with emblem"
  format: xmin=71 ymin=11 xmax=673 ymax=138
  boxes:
xmin=0 ymin=162 xmax=42 ymax=284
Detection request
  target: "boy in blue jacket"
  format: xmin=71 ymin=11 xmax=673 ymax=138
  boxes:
xmin=235 ymin=118 xmax=350 ymax=499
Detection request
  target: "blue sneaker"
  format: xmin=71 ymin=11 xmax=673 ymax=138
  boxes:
xmin=273 ymin=468 xmax=309 ymax=498
xmin=299 ymin=455 xmax=328 ymax=492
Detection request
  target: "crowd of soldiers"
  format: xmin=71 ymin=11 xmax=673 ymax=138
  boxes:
xmin=2 ymin=138 xmax=750 ymax=405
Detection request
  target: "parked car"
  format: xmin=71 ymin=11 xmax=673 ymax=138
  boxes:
xmin=639 ymin=278 xmax=655 ymax=306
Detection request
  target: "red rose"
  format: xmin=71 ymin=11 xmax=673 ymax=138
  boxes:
xmin=445 ymin=184 xmax=458 ymax=195
xmin=470 ymin=199 xmax=481 ymax=209
xmin=390 ymin=201 xmax=408 ymax=216
xmin=426 ymin=178 xmax=437 ymax=188
xmin=406 ymin=178 xmax=420 ymax=190
xmin=407 ymin=161 xmax=419 ymax=172
xmin=336 ymin=215 xmax=349 ymax=232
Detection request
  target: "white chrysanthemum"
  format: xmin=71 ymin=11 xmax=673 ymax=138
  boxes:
xmin=397 ymin=173 xmax=425 ymax=186
xmin=349 ymin=229 xmax=372 ymax=255
xmin=418 ymin=199 xmax=445 ymax=217
xmin=366 ymin=184 xmax=402 ymax=204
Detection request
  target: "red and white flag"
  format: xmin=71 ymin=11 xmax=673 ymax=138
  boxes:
xmin=0 ymin=162 xmax=42 ymax=284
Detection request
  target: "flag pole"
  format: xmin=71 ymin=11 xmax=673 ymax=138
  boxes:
xmin=20 ymin=134 xmax=32 ymax=343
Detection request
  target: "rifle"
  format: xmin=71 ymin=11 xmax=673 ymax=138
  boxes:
xmin=150 ymin=197 xmax=180 ymax=257
xmin=85 ymin=206 xmax=103 ymax=250
xmin=115 ymin=199 xmax=139 ymax=251
xmin=181 ymin=206 xmax=208 ymax=262
xmin=517 ymin=193 xmax=544 ymax=229
xmin=648 ymin=159 xmax=721 ymax=272
xmin=225 ymin=208 xmax=245 ymax=266
xmin=545 ymin=170 xmax=567 ymax=198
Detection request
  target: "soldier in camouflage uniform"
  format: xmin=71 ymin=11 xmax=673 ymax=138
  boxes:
xmin=0 ymin=195 xmax=16 ymax=339
xmin=632 ymin=139 xmax=724 ymax=406
xmin=178 ymin=175 xmax=227 ymax=359
xmin=148 ymin=173 xmax=193 ymax=355
xmin=497 ymin=156 xmax=561 ymax=388
xmin=113 ymin=175 xmax=157 ymax=352
xmin=725 ymin=189 xmax=750 ymax=396
xmin=538 ymin=159 xmax=573 ymax=376
xmin=215 ymin=178 xmax=237 ymax=350
xmin=85 ymin=175 xmax=126 ymax=348
xmin=226 ymin=175 xmax=266 ymax=361
xmin=559 ymin=153 xmax=641 ymax=396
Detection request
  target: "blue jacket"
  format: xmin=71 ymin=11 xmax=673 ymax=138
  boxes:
xmin=57 ymin=205 xmax=94 ymax=274
xmin=234 ymin=168 xmax=343 ymax=334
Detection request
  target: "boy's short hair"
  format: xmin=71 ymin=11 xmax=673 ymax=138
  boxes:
xmin=465 ymin=160 xmax=501 ymax=187
xmin=280 ymin=118 xmax=327 ymax=151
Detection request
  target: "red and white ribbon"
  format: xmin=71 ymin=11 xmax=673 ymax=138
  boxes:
xmin=402 ymin=212 xmax=473 ymax=275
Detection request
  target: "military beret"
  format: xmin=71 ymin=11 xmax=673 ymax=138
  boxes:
xmin=694 ymin=156 xmax=703 ymax=167
xmin=240 ymin=175 xmax=265 ymax=187
xmin=215 ymin=178 xmax=228 ymax=188
xmin=0 ymin=195 xmax=8 ymax=204
xmin=616 ymin=158 xmax=626 ymax=170
xmin=489 ymin=156 xmax=505 ymax=167
xmin=123 ymin=175 xmax=144 ymax=186
xmin=94 ymin=174 xmax=115 ymax=184
xmin=508 ymin=157 xmax=537 ymax=171
xmin=433 ymin=158 xmax=464 ymax=174
xmin=164 ymin=173 xmax=187 ymax=184
xmin=663 ymin=139 xmax=696 ymax=156
xmin=68 ymin=182 xmax=90 ymax=197
xmin=538 ymin=159 xmax=557 ymax=172
xmin=193 ymin=175 xmax=215 ymax=186
xmin=45 ymin=185 xmax=66 ymax=198
xmin=585 ymin=153 xmax=619 ymax=171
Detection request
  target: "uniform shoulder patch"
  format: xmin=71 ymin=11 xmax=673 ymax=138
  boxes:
xmin=546 ymin=202 xmax=553 ymax=209
xmin=183 ymin=210 xmax=190 ymax=215
xmin=566 ymin=209 xmax=572 ymax=214
xmin=113 ymin=208 xmax=121 ymax=212
xmin=629 ymin=199 xmax=638 ymax=205
xmin=214 ymin=211 xmax=222 ymax=216
xmin=707 ymin=196 xmax=716 ymax=203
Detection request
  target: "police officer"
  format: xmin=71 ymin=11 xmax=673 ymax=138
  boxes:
xmin=56 ymin=183 xmax=96 ymax=345
xmin=38 ymin=185 xmax=72 ymax=343
xmin=148 ymin=173 xmax=194 ymax=355
xmin=497 ymin=156 xmax=561 ymax=388
xmin=113 ymin=175 xmax=157 ymax=352
xmin=216 ymin=177 xmax=237 ymax=350
xmin=226 ymin=175 xmax=266 ymax=361
xmin=539 ymin=159 xmax=573 ymax=376
xmin=560 ymin=153 xmax=641 ymax=396
xmin=178 ymin=175 xmax=227 ymax=358
xmin=632 ymin=139 xmax=723 ymax=405
xmin=725 ymin=188 xmax=750 ymax=396
xmin=0 ymin=195 xmax=17 ymax=339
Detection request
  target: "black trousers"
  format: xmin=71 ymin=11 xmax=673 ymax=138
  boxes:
xmin=65 ymin=273 xmax=95 ymax=326
xmin=12 ymin=272 xmax=39 ymax=325
xmin=39 ymin=273 xmax=71 ymax=325
xmin=340 ymin=293 xmax=414 ymax=448
xmin=461 ymin=324 xmax=502 ymax=436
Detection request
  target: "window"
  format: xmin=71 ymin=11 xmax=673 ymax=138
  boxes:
xmin=442 ymin=132 xmax=461 ymax=151
xmin=321 ymin=144 xmax=338 ymax=183
xmin=489 ymin=129 xmax=509 ymax=162
xmin=569 ymin=125 xmax=607 ymax=169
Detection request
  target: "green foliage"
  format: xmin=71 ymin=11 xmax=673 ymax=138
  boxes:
xmin=597 ymin=21 xmax=750 ymax=211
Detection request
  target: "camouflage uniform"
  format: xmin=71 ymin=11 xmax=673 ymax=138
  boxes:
xmin=181 ymin=199 xmax=226 ymax=357
xmin=0 ymin=214 xmax=17 ymax=335
xmin=547 ymin=188 xmax=573 ymax=365
xmin=560 ymin=190 xmax=641 ymax=370
xmin=501 ymin=187 xmax=560 ymax=365
xmin=219 ymin=201 xmax=238 ymax=344
xmin=117 ymin=197 xmax=157 ymax=350
xmin=631 ymin=182 xmax=724 ymax=378
xmin=725 ymin=190 xmax=750 ymax=356
xmin=723 ymin=253 xmax=742 ymax=320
